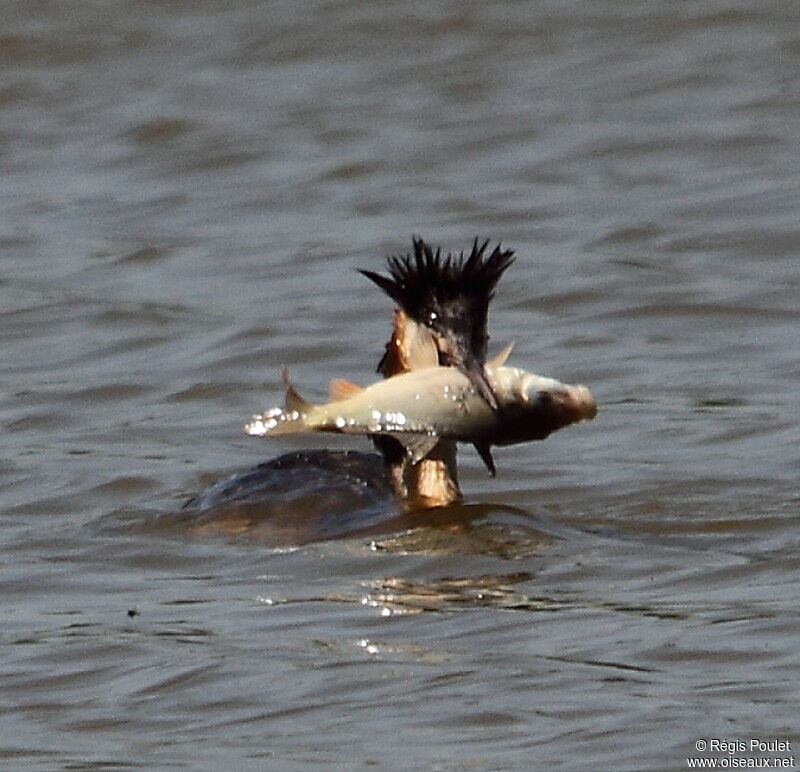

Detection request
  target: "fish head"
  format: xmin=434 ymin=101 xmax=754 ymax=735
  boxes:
xmin=490 ymin=372 xmax=597 ymax=445
xmin=525 ymin=379 xmax=597 ymax=423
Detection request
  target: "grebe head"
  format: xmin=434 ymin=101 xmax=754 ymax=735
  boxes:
xmin=359 ymin=236 xmax=515 ymax=411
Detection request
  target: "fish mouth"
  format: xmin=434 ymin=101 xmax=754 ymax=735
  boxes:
xmin=571 ymin=385 xmax=597 ymax=420
xmin=542 ymin=384 xmax=597 ymax=422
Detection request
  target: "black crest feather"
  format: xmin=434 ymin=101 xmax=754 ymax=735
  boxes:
xmin=359 ymin=237 xmax=515 ymax=365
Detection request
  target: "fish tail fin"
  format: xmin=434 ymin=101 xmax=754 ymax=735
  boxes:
xmin=282 ymin=366 xmax=314 ymax=412
xmin=243 ymin=368 xmax=316 ymax=437
xmin=244 ymin=409 xmax=309 ymax=437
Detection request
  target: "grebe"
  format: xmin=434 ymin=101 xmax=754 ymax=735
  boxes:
xmin=180 ymin=238 xmax=593 ymax=541
xmin=356 ymin=237 xmax=515 ymax=503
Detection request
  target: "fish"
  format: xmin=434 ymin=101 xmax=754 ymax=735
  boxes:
xmin=245 ymin=345 xmax=597 ymax=475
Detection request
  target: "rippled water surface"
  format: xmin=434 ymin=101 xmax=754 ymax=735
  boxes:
xmin=2 ymin=1 xmax=799 ymax=769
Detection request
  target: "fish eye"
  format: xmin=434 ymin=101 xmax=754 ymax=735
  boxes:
xmin=537 ymin=391 xmax=553 ymax=406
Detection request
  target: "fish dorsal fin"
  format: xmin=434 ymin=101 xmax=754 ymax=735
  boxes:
xmin=329 ymin=378 xmax=363 ymax=401
xmin=281 ymin=367 xmax=313 ymax=413
xmin=487 ymin=342 xmax=515 ymax=369
xmin=473 ymin=440 xmax=497 ymax=477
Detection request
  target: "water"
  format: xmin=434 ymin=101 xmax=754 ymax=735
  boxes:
xmin=2 ymin=1 xmax=799 ymax=769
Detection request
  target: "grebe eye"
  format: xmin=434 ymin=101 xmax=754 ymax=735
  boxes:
xmin=429 ymin=311 xmax=437 ymax=321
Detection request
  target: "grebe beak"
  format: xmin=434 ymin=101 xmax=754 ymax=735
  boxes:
xmin=464 ymin=355 xmax=499 ymax=412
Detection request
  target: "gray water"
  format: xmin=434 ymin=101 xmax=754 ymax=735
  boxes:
xmin=2 ymin=1 xmax=799 ymax=769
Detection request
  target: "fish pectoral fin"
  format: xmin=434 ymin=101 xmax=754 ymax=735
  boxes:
xmin=487 ymin=341 xmax=515 ymax=369
xmin=281 ymin=367 xmax=314 ymax=412
xmin=387 ymin=433 xmax=440 ymax=465
xmin=329 ymin=378 xmax=363 ymax=401
xmin=473 ymin=441 xmax=497 ymax=477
